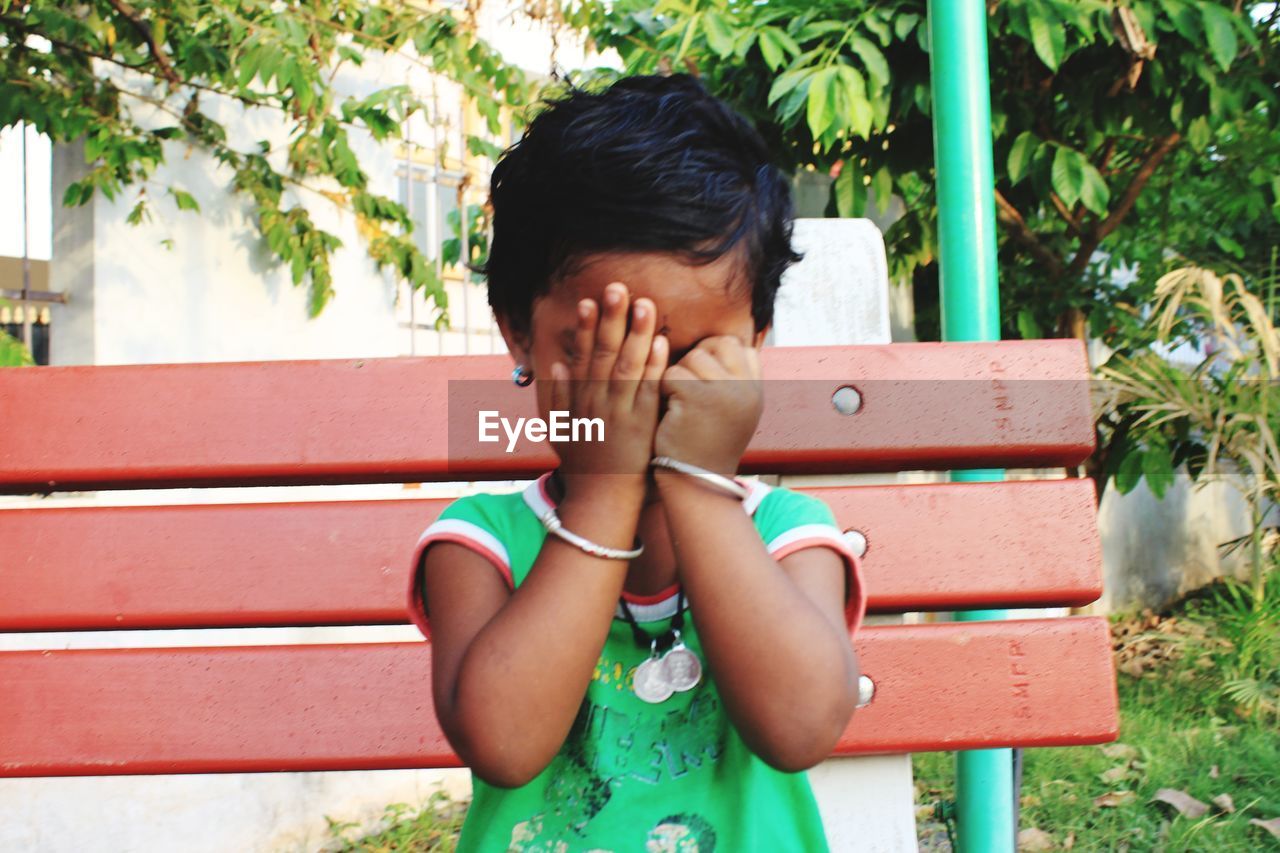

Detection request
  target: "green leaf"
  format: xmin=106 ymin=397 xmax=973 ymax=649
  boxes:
xmin=1028 ymin=6 xmax=1065 ymax=71
xmin=236 ymin=45 xmax=260 ymax=88
xmin=466 ymin=135 xmax=506 ymax=161
xmin=849 ymin=35 xmax=890 ymax=88
xmin=1016 ymin=309 xmax=1042 ymax=340
xmin=835 ymin=65 xmax=871 ymax=138
xmin=1078 ymin=162 xmax=1110 ymax=216
xmin=702 ymin=11 xmax=736 ymax=57
xmin=758 ymin=27 xmax=798 ymax=71
xmin=1158 ymin=0 xmax=1202 ymax=42
xmin=1007 ymin=131 xmax=1039 ymax=183
xmin=62 ymin=181 xmax=88 ymax=208
xmin=1051 ymin=145 xmax=1085 ymax=208
xmin=170 ymin=189 xmax=200 ymax=212
xmin=805 ymin=67 xmax=838 ymax=140
xmin=674 ymin=12 xmax=702 ymax=62
xmin=767 ymin=26 xmax=801 ymax=57
xmin=1200 ymin=5 xmax=1238 ymax=72
xmin=872 ymin=166 xmax=892 ymax=214
xmin=1213 ymin=233 xmax=1245 ymax=258
xmin=894 ymin=13 xmax=920 ymax=40
xmin=777 ymin=80 xmax=813 ymax=124
xmin=834 ymin=159 xmax=865 ymax=218
xmin=862 ymin=13 xmax=891 ymax=45
xmin=126 ymin=200 xmax=150 ymax=225
xmin=768 ymin=66 xmax=816 ymax=107
xmin=1115 ymin=449 xmax=1144 ymax=494
xmin=1187 ymin=115 xmax=1212 ymax=151
xmin=1142 ymin=444 xmax=1175 ymax=498
xmin=797 ymin=21 xmax=847 ymax=40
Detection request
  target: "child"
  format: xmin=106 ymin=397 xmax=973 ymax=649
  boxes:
xmin=407 ymin=74 xmax=866 ymax=852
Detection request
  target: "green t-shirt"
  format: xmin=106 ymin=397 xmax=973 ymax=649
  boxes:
xmin=407 ymin=474 xmax=865 ymax=853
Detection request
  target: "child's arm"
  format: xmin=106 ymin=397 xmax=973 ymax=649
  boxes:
xmin=422 ymin=286 xmax=667 ymax=788
xmin=655 ymin=337 xmax=861 ymax=771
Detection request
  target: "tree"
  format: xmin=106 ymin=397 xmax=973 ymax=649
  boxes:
xmin=0 ymin=0 xmax=532 ymax=319
xmin=0 ymin=322 xmax=32 ymax=366
xmin=564 ymin=0 xmax=1279 ymax=345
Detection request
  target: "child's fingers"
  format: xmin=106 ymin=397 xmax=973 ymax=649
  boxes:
xmin=589 ymin=283 xmax=629 ymax=382
xmin=692 ymin=336 xmax=747 ymax=377
xmin=635 ymin=334 xmax=668 ymax=412
xmin=549 ymin=361 xmax=571 ymax=413
xmin=679 ymin=346 xmax=731 ymax=381
xmin=642 ymin=335 xmax=669 ymax=383
xmin=659 ymin=363 xmax=698 ymax=399
xmin=613 ymin=298 xmax=655 ymax=383
xmin=571 ymin=299 xmax=597 ymax=383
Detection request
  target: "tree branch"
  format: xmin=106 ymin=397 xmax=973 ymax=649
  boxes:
xmin=994 ymin=189 xmax=1066 ymax=279
xmin=1049 ymin=191 xmax=1084 ymax=236
xmin=1066 ymin=132 xmax=1181 ymax=279
xmin=105 ymin=0 xmax=181 ymax=87
xmin=1096 ymin=137 xmax=1118 ymax=172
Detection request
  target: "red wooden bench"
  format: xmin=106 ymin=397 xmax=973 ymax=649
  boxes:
xmin=0 ymin=341 xmax=1117 ymax=780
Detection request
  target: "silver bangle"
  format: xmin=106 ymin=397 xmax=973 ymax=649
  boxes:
xmin=538 ymin=509 xmax=644 ymax=560
xmin=650 ymin=456 xmax=751 ymax=501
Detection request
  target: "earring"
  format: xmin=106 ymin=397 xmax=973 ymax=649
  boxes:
xmin=512 ymin=364 xmax=534 ymax=387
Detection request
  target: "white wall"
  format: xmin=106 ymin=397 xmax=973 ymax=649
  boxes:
xmin=0 ymin=123 xmax=52 ymax=262
xmin=1097 ymin=471 xmax=1259 ymax=612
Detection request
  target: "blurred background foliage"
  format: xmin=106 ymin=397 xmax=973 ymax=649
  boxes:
xmin=563 ymin=0 xmax=1279 ymax=349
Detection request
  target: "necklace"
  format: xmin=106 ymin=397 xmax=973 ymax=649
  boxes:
xmin=618 ymin=587 xmax=704 ymax=703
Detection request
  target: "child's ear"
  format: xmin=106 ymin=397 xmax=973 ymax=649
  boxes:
xmin=494 ymin=314 xmax=533 ymax=366
xmin=751 ymin=324 xmax=771 ymax=349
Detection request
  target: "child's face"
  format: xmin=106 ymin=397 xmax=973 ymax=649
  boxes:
xmin=505 ymin=250 xmax=766 ymax=422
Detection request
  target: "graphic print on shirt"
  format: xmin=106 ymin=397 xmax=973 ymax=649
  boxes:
xmin=645 ymin=813 xmax=718 ymax=852
xmin=508 ymin=657 xmax=727 ymax=849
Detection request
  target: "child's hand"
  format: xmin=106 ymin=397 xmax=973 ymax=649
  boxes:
xmin=655 ymin=336 xmax=763 ymax=478
xmin=547 ymin=282 xmax=668 ymax=491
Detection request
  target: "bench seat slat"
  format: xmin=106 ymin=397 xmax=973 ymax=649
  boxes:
xmin=0 ymin=480 xmax=1100 ymax=632
xmin=0 ymin=618 xmax=1117 ymax=777
xmin=0 ymin=341 xmax=1093 ymax=493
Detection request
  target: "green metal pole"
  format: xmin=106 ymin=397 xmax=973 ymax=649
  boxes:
xmin=926 ymin=0 xmax=1013 ymax=851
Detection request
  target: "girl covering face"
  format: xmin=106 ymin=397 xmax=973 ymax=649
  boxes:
xmin=408 ymin=74 xmax=866 ymax=852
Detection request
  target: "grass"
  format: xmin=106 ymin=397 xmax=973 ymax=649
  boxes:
xmin=916 ymin=575 xmax=1280 ymax=851
xmin=328 ymin=577 xmax=1280 ymax=852
xmin=320 ymin=792 xmax=466 ymax=853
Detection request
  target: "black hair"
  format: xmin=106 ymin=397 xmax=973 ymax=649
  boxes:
xmin=481 ymin=74 xmax=802 ymax=333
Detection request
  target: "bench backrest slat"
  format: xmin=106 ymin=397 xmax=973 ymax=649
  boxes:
xmin=0 ymin=619 xmax=1118 ymax=778
xmin=0 ymin=479 xmax=1100 ymax=632
xmin=0 ymin=342 xmax=1092 ymax=493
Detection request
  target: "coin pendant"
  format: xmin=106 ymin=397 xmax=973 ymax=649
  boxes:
xmin=661 ymin=646 xmax=702 ymax=692
xmin=633 ymin=655 xmax=674 ymax=703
